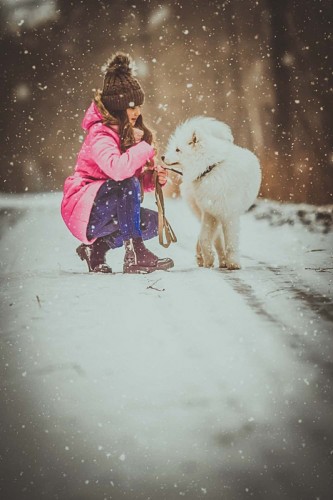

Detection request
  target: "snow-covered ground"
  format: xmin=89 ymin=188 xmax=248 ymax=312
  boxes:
xmin=0 ymin=192 xmax=332 ymax=500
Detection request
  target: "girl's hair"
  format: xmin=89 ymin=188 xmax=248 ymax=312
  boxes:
xmin=110 ymin=109 xmax=153 ymax=153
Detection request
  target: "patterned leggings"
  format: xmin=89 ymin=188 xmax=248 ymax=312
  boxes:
xmin=87 ymin=177 xmax=158 ymax=249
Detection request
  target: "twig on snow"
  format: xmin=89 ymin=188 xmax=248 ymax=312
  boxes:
xmin=146 ymin=279 xmax=165 ymax=292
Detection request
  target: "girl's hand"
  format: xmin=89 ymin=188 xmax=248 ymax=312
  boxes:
xmin=144 ymin=162 xmax=167 ymax=185
xmin=156 ymin=165 xmax=168 ymax=186
xmin=133 ymin=127 xmax=144 ymax=143
xmin=146 ymin=159 xmax=155 ymax=169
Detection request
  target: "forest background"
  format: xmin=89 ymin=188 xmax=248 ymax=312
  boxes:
xmin=1 ymin=0 xmax=332 ymax=204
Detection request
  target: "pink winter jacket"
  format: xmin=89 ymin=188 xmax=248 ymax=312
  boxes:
xmin=61 ymin=102 xmax=156 ymax=244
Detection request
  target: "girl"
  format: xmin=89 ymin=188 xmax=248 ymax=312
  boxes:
xmin=61 ymin=53 xmax=174 ymax=274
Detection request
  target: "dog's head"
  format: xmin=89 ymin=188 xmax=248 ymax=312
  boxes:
xmin=162 ymin=116 xmax=234 ymax=179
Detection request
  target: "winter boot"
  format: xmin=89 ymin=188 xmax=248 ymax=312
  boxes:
xmin=123 ymin=237 xmax=174 ymax=274
xmin=76 ymin=238 xmax=112 ymax=273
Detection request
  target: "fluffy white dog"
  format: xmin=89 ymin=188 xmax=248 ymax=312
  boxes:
xmin=162 ymin=116 xmax=261 ymax=270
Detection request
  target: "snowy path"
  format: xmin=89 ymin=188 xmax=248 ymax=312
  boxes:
xmin=0 ymin=193 xmax=332 ymax=500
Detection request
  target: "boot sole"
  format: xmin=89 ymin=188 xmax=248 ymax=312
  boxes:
xmin=123 ymin=260 xmax=174 ymax=274
xmin=93 ymin=264 xmax=113 ymax=273
xmin=156 ymin=260 xmax=174 ymax=271
xmin=123 ymin=265 xmax=155 ymax=274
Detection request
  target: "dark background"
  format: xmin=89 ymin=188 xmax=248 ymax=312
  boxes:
xmin=1 ymin=0 xmax=332 ymax=203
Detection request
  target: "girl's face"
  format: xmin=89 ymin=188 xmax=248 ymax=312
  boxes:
xmin=126 ymin=106 xmax=141 ymax=126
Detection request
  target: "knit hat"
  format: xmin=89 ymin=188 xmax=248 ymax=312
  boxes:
xmin=101 ymin=53 xmax=145 ymax=111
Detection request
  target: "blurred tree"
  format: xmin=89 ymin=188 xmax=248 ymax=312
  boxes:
xmin=0 ymin=0 xmax=332 ymax=204
xmin=265 ymin=0 xmax=333 ymax=202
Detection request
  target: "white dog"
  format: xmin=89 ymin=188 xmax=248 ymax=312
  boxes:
xmin=162 ymin=116 xmax=261 ymax=270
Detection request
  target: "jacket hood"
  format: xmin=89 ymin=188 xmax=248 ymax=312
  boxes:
xmin=81 ymin=102 xmax=103 ymax=131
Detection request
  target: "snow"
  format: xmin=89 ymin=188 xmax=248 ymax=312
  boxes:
xmin=3 ymin=0 xmax=58 ymax=31
xmin=0 ymin=192 xmax=333 ymax=499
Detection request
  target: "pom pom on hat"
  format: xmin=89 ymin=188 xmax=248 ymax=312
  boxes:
xmin=101 ymin=52 xmax=144 ymax=111
xmin=101 ymin=53 xmax=132 ymax=76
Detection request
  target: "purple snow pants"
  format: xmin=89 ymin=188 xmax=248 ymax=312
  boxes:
xmin=87 ymin=177 xmax=158 ymax=249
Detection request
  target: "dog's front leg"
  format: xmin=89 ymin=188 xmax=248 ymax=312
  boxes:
xmin=214 ymin=227 xmax=227 ymax=268
xmin=196 ymin=239 xmax=204 ymax=267
xmin=222 ymin=216 xmax=241 ymax=270
xmin=199 ymin=212 xmax=216 ymax=268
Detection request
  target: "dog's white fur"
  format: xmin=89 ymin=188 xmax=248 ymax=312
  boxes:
xmin=163 ymin=116 xmax=261 ymax=269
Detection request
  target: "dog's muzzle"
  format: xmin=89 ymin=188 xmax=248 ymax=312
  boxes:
xmin=160 ymin=156 xmax=183 ymax=176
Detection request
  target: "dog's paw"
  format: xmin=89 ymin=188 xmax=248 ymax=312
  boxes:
xmin=203 ymin=255 xmax=215 ymax=268
xmin=196 ymin=254 xmax=204 ymax=267
xmin=226 ymin=260 xmax=241 ymax=270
